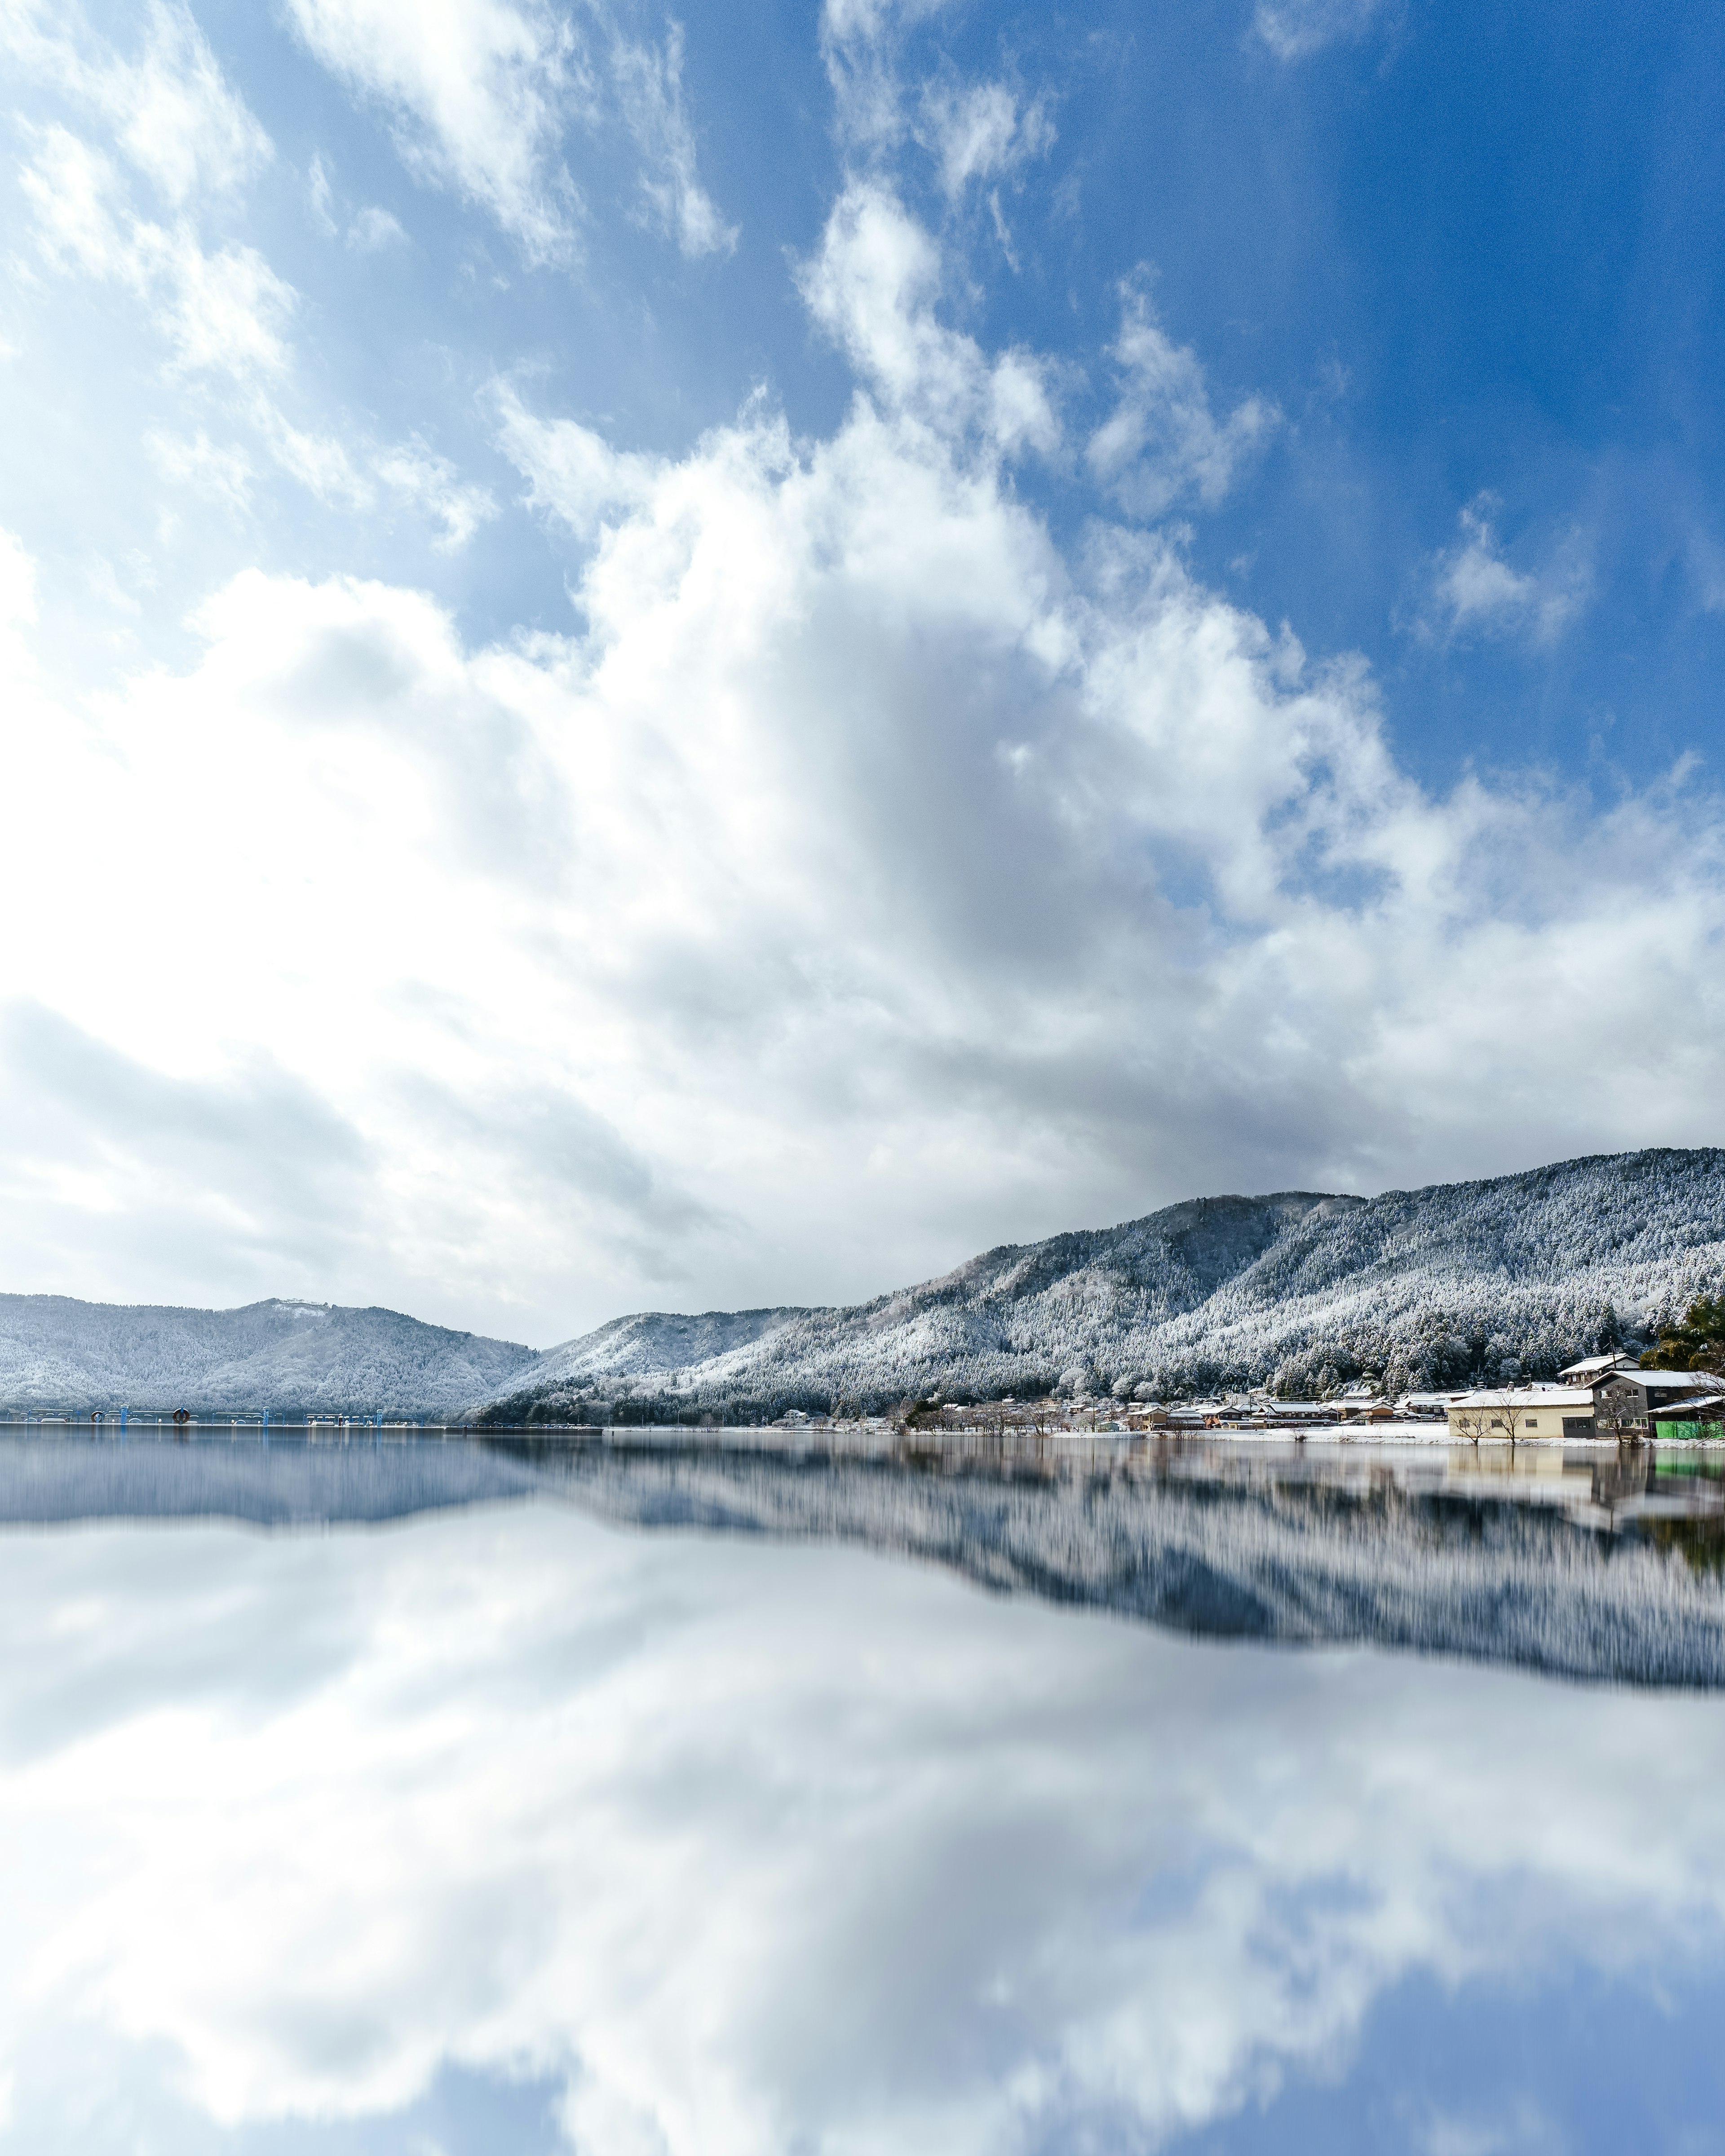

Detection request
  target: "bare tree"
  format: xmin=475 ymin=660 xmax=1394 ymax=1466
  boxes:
xmin=1452 ymin=1393 xmax=1540 ymax=1448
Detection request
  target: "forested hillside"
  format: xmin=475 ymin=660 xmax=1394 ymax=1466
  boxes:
xmin=2 ymin=1435 xmax=1717 ymax=1687
xmin=0 ymin=1296 xmax=535 ymax=1415
xmin=477 ymin=1149 xmax=1725 ymax=1422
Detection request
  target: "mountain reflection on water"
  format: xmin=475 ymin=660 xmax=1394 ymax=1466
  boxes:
xmin=4 ymin=1430 xmax=1725 ymax=1685
xmin=1 ymin=1432 xmax=1725 ymax=2153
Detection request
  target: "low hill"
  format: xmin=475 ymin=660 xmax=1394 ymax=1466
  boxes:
xmin=476 ymin=1149 xmax=1725 ymax=1421
xmin=0 ymin=1296 xmax=535 ymax=1416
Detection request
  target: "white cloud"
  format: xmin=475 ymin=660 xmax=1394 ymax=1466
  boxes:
xmin=284 ymin=0 xmax=737 ymax=268
xmin=346 ymin=202 xmax=408 ymax=251
xmin=3 ymin=44 xmax=1724 ymax=1357
xmin=610 ymin=21 xmax=738 ymax=258
xmin=0 ymin=179 xmax=1721 ymax=1333
xmin=96 ymin=0 xmax=273 ymax=203
xmin=13 ymin=115 xmax=489 ymax=549
xmin=0 ymin=530 xmax=38 ymax=629
xmin=374 ymin=438 xmax=498 ymax=548
xmin=494 ymin=385 xmax=664 ymax=539
xmin=919 ymin=79 xmax=1054 ymax=200
xmin=819 ymin=0 xmax=960 ymax=152
xmin=19 ymin=124 xmax=296 ymax=377
xmin=284 ymin=0 xmax=586 ymax=263
xmin=1254 ymin=0 xmax=1389 ymax=62
xmin=255 ymin=406 xmax=375 ymax=506
xmin=798 ymin=182 xmax=1060 ymax=454
xmin=308 ymin=148 xmax=338 ymax=234
xmin=1425 ymin=497 xmax=1590 ymax=647
xmin=145 ymin=429 xmax=255 ymax=511
xmin=248 ymin=406 xmax=496 ymax=547
xmin=0 ymin=0 xmax=272 ymax=204
xmin=142 ymin=223 xmax=297 ymax=376
xmin=17 ymin=123 xmax=130 ymax=279
xmin=1087 ymin=279 xmax=1278 ymax=517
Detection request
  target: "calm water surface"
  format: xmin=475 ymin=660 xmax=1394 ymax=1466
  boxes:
xmin=1 ymin=1431 xmax=1723 ymax=2153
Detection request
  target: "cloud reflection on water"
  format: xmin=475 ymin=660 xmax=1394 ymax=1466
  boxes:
xmin=0 ymin=1499 xmax=1721 ymax=2152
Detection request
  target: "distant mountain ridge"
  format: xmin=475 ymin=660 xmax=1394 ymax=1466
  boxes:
xmin=0 ymin=1295 xmax=535 ymax=1415
xmin=5 ymin=1149 xmax=1723 ymax=1420
xmin=478 ymin=1149 xmax=1725 ymax=1421
xmin=1 ymin=1435 xmax=1719 ymax=1688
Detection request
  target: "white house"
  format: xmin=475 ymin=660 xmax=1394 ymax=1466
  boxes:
xmin=1558 ymin=1352 xmax=1639 ymax=1383
xmin=1445 ymin=1388 xmax=1598 ymax=1440
xmin=1448 ymin=1368 xmax=1713 ymax=1441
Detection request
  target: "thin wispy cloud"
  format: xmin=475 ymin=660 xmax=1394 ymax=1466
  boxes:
xmin=1422 ymin=496 xmax=1591 ymax=647
xmin=282 ymin=0 xmax=735 ymax=265
xmin=1253 ymin=0 xmax=1389 ymax=62
xmin=284 ymin=0 xmax=589 ymax=262
xmin=919 ymin=78 xmax=1055 ymax=199
xmin=0 ymin=0 xmax=274 ymax=202
xmin=1087 ymin=278 xmax=1279 ymax=516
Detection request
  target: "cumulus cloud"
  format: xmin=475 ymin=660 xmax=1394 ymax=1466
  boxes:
xmin=0 ymin=1000 xmax=375 ymax=1294
xmin=0 ymin=170 xmax=1722 ymax=1334
xmin=1423 ymin=496 xmax=1590 ymax=647
xmin=1087 ymin=278 xmax=1279 ymax=517
xmin=797 ymin=182 xmax=1060 ymax=452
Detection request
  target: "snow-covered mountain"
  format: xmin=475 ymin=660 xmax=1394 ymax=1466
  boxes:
xmin=478 ymin=1148 xmax=1725 ymax=1420
xmin=4 ymin=1432 xmax=1719 ymax=1688
xmin=0 ymin=1296 xmax=535 ymax=1415
xmin=530 ymin=1440 xmax=1725 ymax=1688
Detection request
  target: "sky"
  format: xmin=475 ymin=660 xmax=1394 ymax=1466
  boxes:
xmin=0 ymin=0 xmax=1722 ymax=1348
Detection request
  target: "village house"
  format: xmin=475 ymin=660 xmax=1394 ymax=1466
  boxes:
xmin=1557 ymin=1352 xmax=1640 ymax=1383
xmin=1649 ymin=1392 xmax=1725 ymax=1438
xmin=1593 ymin=1366 xmax=1713 ymax=1432
xmin=1445 ymin=1387 xmax=1599 ymax=1441
xmin=1447 ymin=1363 xmax=1713 ymax=1440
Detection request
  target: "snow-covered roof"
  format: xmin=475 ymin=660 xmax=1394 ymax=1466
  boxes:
xmin=1650 ymin=1393 xmax=1725 ymax=1418
xmin=1448 ymin=1389 xmax=1595 ymax=1409
xmin=1612 ymin=1368 xmax=1716 ymax=1391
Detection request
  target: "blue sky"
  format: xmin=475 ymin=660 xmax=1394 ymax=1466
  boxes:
xmin=1 ymin=0 xmax=1722 ymax=1342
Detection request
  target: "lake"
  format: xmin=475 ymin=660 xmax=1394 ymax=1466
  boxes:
xmin=0 ymin=1429 xmax=1722 ymax=2152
